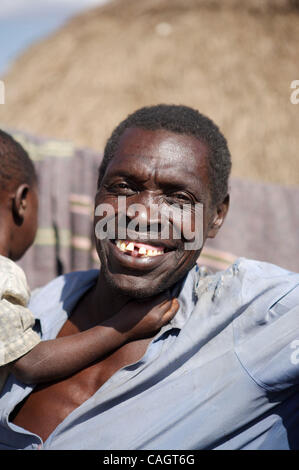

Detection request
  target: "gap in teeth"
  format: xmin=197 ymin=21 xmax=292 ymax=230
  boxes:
xmin=115 ymin=240 xmax=164 ymax=256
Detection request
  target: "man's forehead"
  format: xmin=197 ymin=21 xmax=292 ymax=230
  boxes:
xmin=110 ymin=127 xmax=210 ymax=176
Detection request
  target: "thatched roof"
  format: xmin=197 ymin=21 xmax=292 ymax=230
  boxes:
xmin=1 ymin=0 xmax=298 ymax=185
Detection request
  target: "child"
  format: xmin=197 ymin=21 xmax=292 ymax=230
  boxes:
xmin=0 ymin=129 xmax=178 ymax=391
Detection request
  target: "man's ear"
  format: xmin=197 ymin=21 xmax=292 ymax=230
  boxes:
xmin=12 ymin=184 xmax=30 ymax=225
xmin=207 ymin=194 xmax=229 ymax=239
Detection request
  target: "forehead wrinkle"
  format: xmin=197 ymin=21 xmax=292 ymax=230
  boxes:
xmin=108 ymin=128 xmax=210 ymax=196
xmin=154 ymin=166 xmax=200 ymax=188
xmin=109 ymin=154 xmax=199 ymax=189
xmin=107 ymin=152 xmax=207 ymax=200
xmin=105 ymin=153 xmax=155 ymax=185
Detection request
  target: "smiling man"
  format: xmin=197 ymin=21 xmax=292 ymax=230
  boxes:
xmin=0 ymin=104 xmax=299 ymax=450
xmin=94 ymin=119 xmax=228 ymax=299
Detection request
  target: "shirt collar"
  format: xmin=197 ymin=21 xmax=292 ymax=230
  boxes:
xmin=32 ymin=266 xmax=200 ymax=340
xmin=159 ymin=265 xmax=200 ymax=333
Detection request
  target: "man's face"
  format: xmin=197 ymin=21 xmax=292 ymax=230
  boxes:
xmin=94 ymin=127 xmax=226 ymax=298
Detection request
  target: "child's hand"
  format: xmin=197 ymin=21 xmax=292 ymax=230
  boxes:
xmin=113 ymin=293 xmax=179 ymax=341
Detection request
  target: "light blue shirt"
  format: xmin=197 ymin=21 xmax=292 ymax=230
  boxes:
xmin=0 ymin=258 xmax=299 ymax=450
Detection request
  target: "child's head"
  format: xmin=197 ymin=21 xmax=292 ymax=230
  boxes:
xmin=0 ymin=130 xmax=38 ymax=261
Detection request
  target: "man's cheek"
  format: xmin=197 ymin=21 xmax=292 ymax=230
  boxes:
xmin=94 ymin=202 xmax=118 ymax=241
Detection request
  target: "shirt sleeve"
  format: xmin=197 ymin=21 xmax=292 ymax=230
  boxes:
xmin=0 ymin=256 xmax=30 ymax=306
xmin=0 ymin=257 xmax=40 ymax=366
xmin=0 ymin=300 xmax=41 ymax=366
xmin=233 ymin=260 xmax=299 ymax=392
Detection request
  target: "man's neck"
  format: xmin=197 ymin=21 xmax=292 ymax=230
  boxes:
xmin=86 ymin=270 xmax=132 ymax=325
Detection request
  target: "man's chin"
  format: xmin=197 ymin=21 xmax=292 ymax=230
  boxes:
xmin=103 ymin=270 xmax=169 ymax=299
xmin=97 ymin=244 xmax=200 ymax=300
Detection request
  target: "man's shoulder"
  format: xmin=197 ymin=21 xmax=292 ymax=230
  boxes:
xmin=235 ymin=256 xmax=299 ymax=282
xmin=228 ymin=256 xmax=298 ymax=278
xmin=196 ymin=257 xmax=299 ymax=304
xmin=231 ymin=257 xmax=299 ymax=311
xmin=30 ymin=268 xmax=99 ymax=301
xmin=217 ymin=257 xmax=299 ymax=332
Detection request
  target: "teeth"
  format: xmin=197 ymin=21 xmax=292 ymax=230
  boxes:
xmin=115 ymin=240 xmax=164 ymax=257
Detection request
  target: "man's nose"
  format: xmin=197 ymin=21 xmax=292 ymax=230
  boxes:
xmin=126 ymin=192 xmax=162 ymax=233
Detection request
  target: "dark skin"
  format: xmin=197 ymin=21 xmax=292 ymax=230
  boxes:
xmin=0 ymin=178 xmax=179 ymax=382
xmin=11 ymin=128 xmax=229 ymax=442
xmin=0 ymin=182 xmax=39 ymax=261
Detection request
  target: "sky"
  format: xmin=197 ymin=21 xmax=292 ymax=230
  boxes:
xmin=0 ymin=0 xmax=109 ymax=74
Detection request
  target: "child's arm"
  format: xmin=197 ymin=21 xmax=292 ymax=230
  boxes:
xmin=9 ymin=295 xmax=179 ymax=385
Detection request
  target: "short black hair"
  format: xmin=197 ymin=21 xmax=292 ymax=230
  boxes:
xmin=0 ymin=129 xmax=37 ymax=192
xmin=98 ymin=104 xmax=232 ymax=205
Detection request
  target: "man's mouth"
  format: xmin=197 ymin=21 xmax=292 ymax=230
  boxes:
xmin=112 ymin=239 xmax=173 ymax=257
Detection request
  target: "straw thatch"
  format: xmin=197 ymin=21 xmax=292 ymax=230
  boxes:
xmin=1 ymin=0 xmax=298 ymax=185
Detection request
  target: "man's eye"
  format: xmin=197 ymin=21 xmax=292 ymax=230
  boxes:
xmin=110 ymin=182 xmax=132 ymax=192
xmin=171 ymin=193 xmax=192 ymax=203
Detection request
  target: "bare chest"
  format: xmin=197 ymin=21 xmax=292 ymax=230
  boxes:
xmin=11 ymin=318 xmax=152 ymax=442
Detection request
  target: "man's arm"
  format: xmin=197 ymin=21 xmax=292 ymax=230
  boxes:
xmin=9 ymin=297 xmax=179 ymax=384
